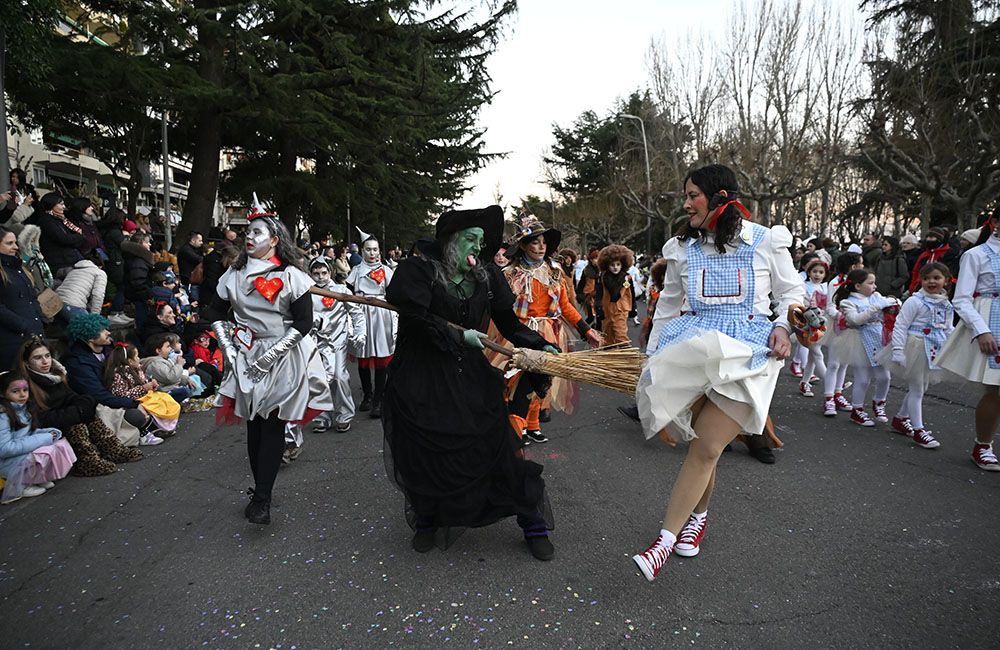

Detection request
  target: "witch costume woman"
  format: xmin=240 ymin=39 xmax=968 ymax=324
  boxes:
xmin=381 ymin=206 xmax=558 ymax=560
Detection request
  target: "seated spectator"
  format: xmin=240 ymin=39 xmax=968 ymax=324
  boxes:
xmin=2 ymin=185 xmax=37 ymax=235
xmin=0 ymin=226 xmax=44 ymax=370
xmin=141 ymin=333 xmax=195 ymax=404
xmin=37 ymin=192 xmax=87 ymax=275
xmin=151 ymin=240 xmax=178 ymax=274
xmin=149 ymin=271 xmax=183 ymax=313
xmin=55 ymin=254 xmax=109 ymax=322
xmin=66 ymin=197 xmax=106 ymax=260
xmin=60 ymin=313 xmax=164 ymax=446
xmin=0 ymin=370 xmax=76 ymax=504
xmin=17 ymin=338 xmax=142 ymax=476
xmin=95 ymin=208 xmax=133 ymax=327
xmin=121 ymin=232 xmax=154 ymax=328
xmin=140 ymin=301 xmax=185 ymax=349
xmin=185 ymin=329 xmax=223 ymax=394
xmin=0 ymin=168 xmax=34 ymax=223
xmin=17 ymin=224 xmax=55 ymax=291
xmin=104 ymin=342 xmax=179 ymax=436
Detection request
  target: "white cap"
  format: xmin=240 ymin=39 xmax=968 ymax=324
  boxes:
xmin=845 ymin=243 xmax=863 ymax=254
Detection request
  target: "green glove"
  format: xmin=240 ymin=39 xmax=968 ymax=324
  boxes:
xmin=542 ymin=344 xmax=559 ymax=354
xmin=462 ymin=329 xmax=486 ymax=350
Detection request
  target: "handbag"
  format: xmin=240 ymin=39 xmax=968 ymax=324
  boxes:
xmin=190 ymin=262 xmax=204 ymax=285
xmin=37 ymin=288 xmax=64 ymax=319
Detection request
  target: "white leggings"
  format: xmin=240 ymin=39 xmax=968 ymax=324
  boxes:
xmin=851 ymin=363 xmax=890 ymax=407
xmin=794 ymin=343 xmax=808 ymax=368
xmin=823 ymin=352 xmax=850 ymax=397
xmin=895 ymin=377 xmax=928 ymax=429
xmin=803 ymin=346 xmax=827 ymax=384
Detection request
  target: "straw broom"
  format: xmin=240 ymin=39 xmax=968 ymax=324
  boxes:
xmin=308 ymin=286 xmax=782 ymax=446
xmin=308 ymin=286 xmax=644 ymax=395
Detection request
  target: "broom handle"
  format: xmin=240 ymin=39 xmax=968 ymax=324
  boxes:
xmin=307 ymin=286 xmax=515 ymax=358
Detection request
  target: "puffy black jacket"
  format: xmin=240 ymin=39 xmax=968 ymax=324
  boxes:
xmin=61 ymin=340 xmax=140 ymax=410
xmin=37 ymin=212 xmax=86 ymax=273
xmin=121 ymin=240 xmax=154 ymax=302
xmin=0 ymin=253 xmax=45 ymax=368
xmin=28 ymin=366 xmax=98 ymax=431
xmin=177 ymin=243 xmax=203 ymax=285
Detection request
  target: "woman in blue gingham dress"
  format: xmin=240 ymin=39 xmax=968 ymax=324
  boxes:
xmin=631 ymin=164 xmax=804 ymax=582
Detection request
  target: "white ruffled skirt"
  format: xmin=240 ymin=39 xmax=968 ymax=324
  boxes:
xmin=875 ymin=335 xmax=946 ymax=385
xmin=937 ymin=297 xmax=1000 ymax=386
xmin=636 ymin=330 xmax=781 ymax=442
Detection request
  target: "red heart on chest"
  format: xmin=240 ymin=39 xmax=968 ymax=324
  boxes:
xmin=322 ymin=296 xmax=336 ymax=308
xmin=254 ymin=276 xmax=284 ymax=303
xmin=923 ymin=328 xmax=931 ymax=335
xmin=368 ymin=268 xmax=386 ymax=285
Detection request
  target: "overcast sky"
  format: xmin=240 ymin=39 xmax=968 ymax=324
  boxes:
xmin=455 ymin=0 xmax=731 ymax=211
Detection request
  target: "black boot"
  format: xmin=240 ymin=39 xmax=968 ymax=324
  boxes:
xmin=245 ymin=490 xmax=271 ymax=525
xmin=745 ymin=436 xmax=775 ymax=464
xmin=412 ymin=528 xmax=436 ymax=553
xmin=370 ymin=401 xmax=381 ymax=418
xmin=358 ymin=395 xmax=372 ymax=412
xmin=538 ymin=409 xmax=551 ymax=423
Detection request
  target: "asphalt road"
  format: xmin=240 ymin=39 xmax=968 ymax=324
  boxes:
xmin=2 ymin=326 xmax=999 ymax=649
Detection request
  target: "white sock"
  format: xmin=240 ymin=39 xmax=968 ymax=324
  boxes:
xmin=659 ymin=529 xmax=676 ymax=547
xmin=691 ymin=510 xmax=707 ymax=522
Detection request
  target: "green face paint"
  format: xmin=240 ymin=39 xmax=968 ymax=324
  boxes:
xmin=451 ymin=226 xmax=485 ymax=277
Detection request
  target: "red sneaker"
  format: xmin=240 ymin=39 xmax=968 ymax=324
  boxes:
xmin=789 ymin=361 xmax=803 ymax=378
xmin=799 ymin=382 xmax=814 ymax=397
xmin=891 ymin=416 xmax=913 ymax=436
xmin=912 ymin=429 xmax=940 ymax=449
xmin=850 ymin=407 xmax=875 ymax=427
xmin=632 ymin=533 xmax=674 ymax=581
xmin=674 ymin=514 xmax=708 ymax=557
xmin=834 ymin=392 xmax=852 ymax=412
xmin=871 ymin=400 xmax=888 ymax=423
xmin=972 ymin=444 xmax=1000 ymax=471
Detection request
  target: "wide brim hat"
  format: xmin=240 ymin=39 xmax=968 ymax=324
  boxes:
xmin=419 ymin=205 xmax=504 ymax=261
xmin=512 ymin=214 xmax=561 ymax=255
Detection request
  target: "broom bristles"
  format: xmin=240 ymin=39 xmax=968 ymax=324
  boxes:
xmin=512 ymin=342 xmax=645 ymax=395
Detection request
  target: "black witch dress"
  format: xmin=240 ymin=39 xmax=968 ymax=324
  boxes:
xmin=383 ymin=255 xmax=553 ymax=530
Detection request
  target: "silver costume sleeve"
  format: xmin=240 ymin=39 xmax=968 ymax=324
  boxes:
xmin=211 ymin=320 xmax=239 ymax=373
xmin=246 ymin=329 xmax=304 ymax=383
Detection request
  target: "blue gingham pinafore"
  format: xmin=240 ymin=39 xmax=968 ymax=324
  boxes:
xmin=982 ymin=245 xmax=1000 ymax=370
xmin=843 ymin=294 xmax=884 ymax=367
xmin=909 ymin=294 xmax=953 ymax=370
xmin=653 ymin=224 xmax=772 ymax=369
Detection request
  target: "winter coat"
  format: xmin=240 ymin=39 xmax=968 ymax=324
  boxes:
xmin=3 ymin=202 xmax=34 ymax=234
xmin=873 ymin=252 xmax=910 ymax=298
xmin=198 ymin=248 xmax=228 ymax=313
xmin=37 ymin=212 xmax=86 ymax=273
xmin=0 ymin=252 xmax=45 ymax=369
xmin=121 ymin=240 xmax=154 ymax=302
xmin=28 ymin=362 xmax=98 ymax=431
xmin=141 ymin=355 xmax=188 ymax=391
xmin=0 ymin=403 xmax=62 ymax=478
xmin=138 ymin=317 xmax=185 ymax=352
xmin=55 ymin=259 xmax=108 ymax=312
xmin=97 ymin=222 xmax=125 ymax=288
xmin=177 ymin=243 xmax=203 ymax=285
xmin=61 ymin=341 xmax=141 ymax=410
xmin=17 ymin=225 xmax=55 ymax=290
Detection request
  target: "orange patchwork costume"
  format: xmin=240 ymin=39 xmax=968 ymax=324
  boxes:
xmin=490 ymin=216 xmax=595 ymax=442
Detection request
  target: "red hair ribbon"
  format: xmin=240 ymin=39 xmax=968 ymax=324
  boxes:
xmin=113 ymin=342 xmax=129 ymax=349
xmin=707 ymin=199 xmax=752 ymax=230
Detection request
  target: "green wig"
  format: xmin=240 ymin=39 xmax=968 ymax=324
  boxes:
xmin=66 ymin=312 xmax=111 ymax=342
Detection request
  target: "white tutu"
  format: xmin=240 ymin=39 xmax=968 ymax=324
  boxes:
xmin=875 ymin=335 xmax=945 ymax=385
xmin=826 ymin=328 xmax=877 ymax=368
xmin=636 ymin=330 xmax=780 ymax=442
xmin=937 ymin=296 xmax=1000 ymax=385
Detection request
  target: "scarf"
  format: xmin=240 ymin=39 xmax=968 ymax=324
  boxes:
xmin=52 ymin=213 xmax=84 ymax=235
xmin=506 ymin=262 xmax=562 ymax=319
xmin=602 ymin=270 xmax=629 ymax=302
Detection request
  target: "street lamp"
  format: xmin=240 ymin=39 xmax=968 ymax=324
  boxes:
xmin=620 ymin=113 xmax=652 ymax=254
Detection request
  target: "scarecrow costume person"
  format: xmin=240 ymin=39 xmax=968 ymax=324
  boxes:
xmin=308 ymin=256 xmax=366 ymax=433
xmin=596 ymin=244 xmax=635 ymax=346
xmin=346 ymin=228 xmax=396 ymax=418
xmin=382 ymin=206 xmax=558 ymax=561
xmin=209 ymin=196 xmax=332 ymax=525
xmin=493 ymin=215 xmax=602 ymax=444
